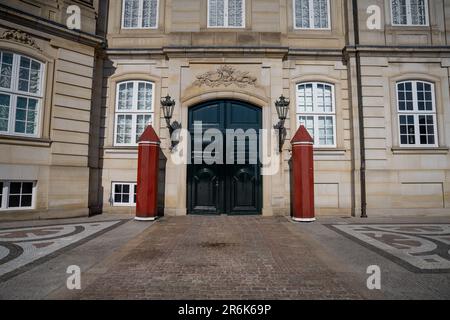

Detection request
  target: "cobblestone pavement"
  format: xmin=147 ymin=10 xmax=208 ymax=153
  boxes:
xmin=68 ymin=216 xmax=364 ymax=300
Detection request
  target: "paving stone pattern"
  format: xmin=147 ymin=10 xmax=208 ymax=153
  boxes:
xmin=76 ymin=216 xmax=362 ymax=300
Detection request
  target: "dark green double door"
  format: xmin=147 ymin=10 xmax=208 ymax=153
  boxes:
xmin=187 ymin=100 xmax=262 ymax=215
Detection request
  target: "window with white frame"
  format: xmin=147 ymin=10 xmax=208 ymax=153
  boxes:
xmin=0 ymin=51 xmax=43 ymax=137
xmin=397 ymin=80 xmax=437 ymax=147
xmin=294 ymin=0 xmax=330 ymax=29
xmin=296 ymin=82 xmax=336 ymax=147
xmin=208 ymin=0 xmax=245 ymax=28
xmin=391 ymin=0 xmax=428 ymax=26
xmin=122 ymin=0 xmax=159 ymax=29
xmin=0 ymin=181 xmax=35 ymax=210
xmin=112 ymin=182 xmax=137 ymax=206
xmin=114 ymin=80 xmax=154 ymax=146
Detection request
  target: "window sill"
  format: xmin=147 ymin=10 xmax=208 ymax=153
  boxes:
xmin=0 ymin=135 xmax=51 ymax=148
xmin=313 ymin=148 xmax=346 ymax=156
xmin=391 ymin=147 xmax=449 ymax=155
xmin=104 ymin=147 xmax=138 ymax=154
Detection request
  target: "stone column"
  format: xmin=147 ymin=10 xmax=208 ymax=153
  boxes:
xmin=136 ymin=125 xmax=160 ymax=221
xmin=291 ymin=125 xmax=315 ymax=222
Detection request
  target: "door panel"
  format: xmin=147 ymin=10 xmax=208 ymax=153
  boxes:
xmin=187 ymin=100 xmax=262 ymax=215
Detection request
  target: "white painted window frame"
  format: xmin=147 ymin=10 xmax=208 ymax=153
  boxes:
xmin=121 ymin=0 xmax=160 ymax=29
xmin=391 ymin=0 xmax=429 ymax=27
xmin=114 ymin=80 xmax=154 ymax=147
xmin=0 ymin=181 xmax=37 ymax=211
xmin=293 ymin=0 xmax=331 ymax=30
xmin=111 ymin=182 xmax=137 ymax=207
xmin=0 ymin=51 xmax=44 ymax=138
xmin=397 ymin=80 xmax=438 ymax=147
xmin=207 ymin=0 xmax=246 ymax=29
xmin=296 ymin=82 xmax=337 ymax=148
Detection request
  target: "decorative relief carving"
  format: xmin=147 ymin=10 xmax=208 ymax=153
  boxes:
xmin=0 ymin=29 xmax=42 ymax=51
xmin=194 ymin=65 xmax=257 ymax=88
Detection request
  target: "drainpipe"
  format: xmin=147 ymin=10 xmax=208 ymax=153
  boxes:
xmin=352 ymin=0 xmax=367 ymax=218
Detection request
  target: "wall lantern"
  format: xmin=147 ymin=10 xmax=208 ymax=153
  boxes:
xmin=161 ymin=94 xmax=182 ymax=150
xmin=274 ymin=95 xmax=290 ymax=153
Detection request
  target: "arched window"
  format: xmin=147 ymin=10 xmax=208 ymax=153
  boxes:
xmin=293 ymin=0 xmax=330 ymax=29
xmin=0 ymin=51 xmax=44 ymax=137
xmin=391 ymin=0 xmax=428 ymax=26
xmin=208 ymin=0 xmax=245 ymax=28
xmin=114 ymin=80 xmax=154 ymax=146
xmin=296 ymin=82 xmax=336 ymax=147
xmin=397 ymin=80 xmax=437 ymax=146
xmin=122 ymin=0 xmax=159 ymax=29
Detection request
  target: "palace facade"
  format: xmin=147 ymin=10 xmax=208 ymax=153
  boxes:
xmin=0 ymin=0 xmax=449 ymax=220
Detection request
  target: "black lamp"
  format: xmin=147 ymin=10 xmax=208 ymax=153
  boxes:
xmin=161 ymin=95 xmax=181 ymax=150
xmin=274 ymin=95 xmax=290 ymax=153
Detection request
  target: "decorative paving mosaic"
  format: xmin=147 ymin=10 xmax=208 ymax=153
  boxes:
xmin=0 ymin=220 xmax=125 ymax=282
xmin=330 ymin=224 xmax=450 ymax=273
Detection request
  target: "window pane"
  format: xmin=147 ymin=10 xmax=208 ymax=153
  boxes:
xmin=397 ymin=82 xmax=413 ymax=111
xmin=136 ymin=114 xmax=152 ymax=142
xmin=416 ymin=81 xmax=433 ymax=111
xmin=10 ymin=182 xmax=22 ymax=194
xmin=392 ymin=0 xmax=408 ymax=25
xmin=22 ymin=182 xmax=33 ymax=194
xmin=298 ymin=116 xmax=314 ymax=137
xmin=118 ymin=82 xmax=134 ymax=110
xmin=228 ymin=0 xmax=244 ymax=27
xmin=124 ymin=0 xmax=140 ymax=28
xmin=116 ymin=114 xmax=133 ymax=144
xmin=14 ymin=97 xmax=38 ymax=135
xmin=418 ymin=115 xmax=435 ymax=145
xmin=0 ymin=52 xmax=13 ymax=89
xmin=313 ymin=0 xmax=329 ymax=28
xmin=137 ymin=82 xmax=152 ymax=110
xmin=0 ymin=94 xmax=11 ymax=132
xmin=295 ymin=0 xmax=310 ymax=28
xmin=316 ymin=83 xmax=333 ymax=112
xmin=142 ymin=0 xmax=158 ymax=28
xmin=399 ymin=115 xmax=415 ymax=145
xmin=410 ymin=0 xmax=427 ymax=25
xmin=318 ymin=116 xmax=334 ymax=145
xmin=20 ymin=195 xmax=32 ymax=207
xmin=297 ymin=83 xmax=313 ymax=113
xmin=8 ymin=195 xmax=20 ymax=208
xmin=209 ymin=0 xmax=225 ymax=27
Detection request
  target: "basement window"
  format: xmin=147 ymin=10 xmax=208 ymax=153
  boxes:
xmin=0 ymin=181 xmax=36 ymax=210
xmin=112 ymin=183 xmax=137 ymax=206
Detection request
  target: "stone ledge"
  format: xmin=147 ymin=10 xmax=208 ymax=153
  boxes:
xmin=391 ymin=147 xmax=449 ymax=155
xmin=0 ymin=135 xmax=52 ymax=148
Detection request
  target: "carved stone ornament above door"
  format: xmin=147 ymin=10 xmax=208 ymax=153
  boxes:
xmin=0 ymin=29 xmax=42 ymax=52
xmin=194 ymin=65 xmax=257 ymax=88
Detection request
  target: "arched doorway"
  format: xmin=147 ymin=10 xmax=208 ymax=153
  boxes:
xmin=187 ymin=100 xmax=262 ymax=215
